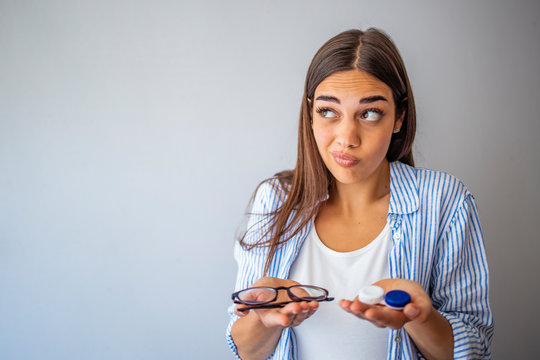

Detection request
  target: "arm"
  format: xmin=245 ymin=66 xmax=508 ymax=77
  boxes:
xmin=230 ymin=310 xmax=284 ymax=360
xmin=226 ymin=181 xmax=318 ymax=359
xmin=339 ymin=194 xmax=493 ymax=359
xmin=404 ymin=305 xmax=453 ymax=360
xmin=429 ymin=194 xmax=494 ymax=358
xmin=226 ymin=181 xmax=277 ymax=359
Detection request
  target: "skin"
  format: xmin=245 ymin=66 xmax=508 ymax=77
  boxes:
xmin=339 ymin=279 xmax=453 ymax=360
xmin=231 ymin=70 xmax=453 ymax=360
xmin=231 ymin=277 xmax=318 ymax=360
xmin=311 ymin=70 xmax=400 ymax=253
xmin=313 ymin=70 xmax=453 ymax=360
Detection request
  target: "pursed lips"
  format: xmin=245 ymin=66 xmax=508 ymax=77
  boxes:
xmin=330 ymin=151 xmax=360 ymax=167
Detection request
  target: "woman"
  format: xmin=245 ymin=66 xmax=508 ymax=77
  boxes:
xmin=226 ymin=28 xmax=493 ymax=360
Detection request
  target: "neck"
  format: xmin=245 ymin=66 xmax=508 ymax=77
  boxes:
xmin=329 ymin=160 xmax=391 ymax=215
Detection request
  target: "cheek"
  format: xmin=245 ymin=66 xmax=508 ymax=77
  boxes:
xmin=312 ymin=126 xmax=334 ymax=151
xmin=373 ymin=129 xmax=392 ymax=144
xmin=369 ymin=131 xmax=394 ymax=156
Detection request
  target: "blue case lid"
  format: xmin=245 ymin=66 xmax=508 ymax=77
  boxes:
xmin=384 ymin=290 xmax=411 ymax=309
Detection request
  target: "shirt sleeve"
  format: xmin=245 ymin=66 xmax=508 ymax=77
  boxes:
xmin=431 ymin=193 xmax=494 ymax=359
xmin=225 ymin=180 xmax=287 ymax=359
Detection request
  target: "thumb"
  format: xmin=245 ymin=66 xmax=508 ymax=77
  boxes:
xmin=403 ymin=304 xmax=420 ymax=320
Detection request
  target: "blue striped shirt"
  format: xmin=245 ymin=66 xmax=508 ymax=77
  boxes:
xmin=227 ymin=161 xmax=493 ymax=359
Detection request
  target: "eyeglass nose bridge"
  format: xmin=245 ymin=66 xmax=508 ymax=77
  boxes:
xmin=267 ymin=286 xmax=300 ymax=301
xmin=273 ymin=285 xmax=314 ymax=300
xmin=273 ymin=286 xmax=292 ymax=291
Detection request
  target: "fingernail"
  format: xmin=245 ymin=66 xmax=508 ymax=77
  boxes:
xmin=302 ymin=309 xmax=309 ymax=313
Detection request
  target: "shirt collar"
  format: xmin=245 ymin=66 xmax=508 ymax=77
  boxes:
xmin=388 ymin=161 xmax=419 ymax=215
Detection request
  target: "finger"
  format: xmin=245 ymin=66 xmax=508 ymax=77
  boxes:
xmin=255 ymin=309 xmax=294 ymax=328
xmin=289 ymin=313 xmax=300 ymax=327
xmin=297 ymin=302 xmax=316 ymax=319
xmin=281 ymin=302 xmax=313 ymax=320
xmin=298 ymin=302 xmax=310 ymax=313
xmin=403 ymin=304 xmax=420 ymax=320
xmin=365 ymin=307 xmax=408 ymax=330
xmin=290 ymin=307 xmax=313 ymax=327
xmin=350 ymin=298 xmax=381 ymax=321
xmin=339 ymin=299 xmax=369 ymax=320
xmin=363 ymin=307 xmax=383 ymax=321
xmin=350 ymin=298 xmax=373 ymax=314
xmin=283 ymin=302 xmax=317 ymax=327
xmin=299 ymin=300 xmax=318 ymax=313
xmin=234 ymin=306 xmax=250 ymax=317
xmin=371 ymin=320 xmax=387 ymax=328
xmin=298 ymin=304 xmax=318 ymax=320
xmin=281 ymin=302 xmax=303 ymax=315
xmin=282 ymin=312 xmax=302 ymax=328
xmin=362 ymin=314 xmax=388 ymax=328
xmin=306 ymin=301 xmax=319 ymax=316
xmin=338 ymin=299 xmax=353 ymax=312
xmin=339 ymin=299 xmax=368 ymax=316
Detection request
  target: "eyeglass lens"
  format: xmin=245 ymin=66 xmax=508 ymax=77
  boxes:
xmin=288 ymin=285 xmax=327 ymax=300
xmin=237 ymin=287 xmax=277 ymax=305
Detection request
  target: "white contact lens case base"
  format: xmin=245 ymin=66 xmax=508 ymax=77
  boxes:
xmin=357 ymin=285 xmax=385 ymax=305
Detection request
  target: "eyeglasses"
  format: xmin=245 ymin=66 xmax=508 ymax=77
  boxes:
xmin=232 ymin=285 xmax=334 ymax=311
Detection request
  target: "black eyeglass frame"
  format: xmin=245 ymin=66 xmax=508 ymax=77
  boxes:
xmin=232 ymin=285 xmax=334 ymax=311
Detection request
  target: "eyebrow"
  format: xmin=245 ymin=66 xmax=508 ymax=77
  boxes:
xmin=315 ymin=95 xmax=388 ymax=104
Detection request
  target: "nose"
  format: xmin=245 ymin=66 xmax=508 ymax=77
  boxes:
xmin=335 ymin=115 xmax=360 ymax=149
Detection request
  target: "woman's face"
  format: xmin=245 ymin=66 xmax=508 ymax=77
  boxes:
xmin=311 ymin=70 xmax=403 ymax=186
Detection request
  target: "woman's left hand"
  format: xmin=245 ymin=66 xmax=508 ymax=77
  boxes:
xmin=338 ymin=278 xmax=434 ymax=330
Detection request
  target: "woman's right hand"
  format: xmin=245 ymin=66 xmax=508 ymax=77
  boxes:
xmin=234 ymin=277 xmax=319 ymax=329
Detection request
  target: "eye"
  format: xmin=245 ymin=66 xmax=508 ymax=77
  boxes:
xmin=315 ymin=107 xmax=337 ymax=119
xmin=360 ymin=109 xmax=383 ymax=122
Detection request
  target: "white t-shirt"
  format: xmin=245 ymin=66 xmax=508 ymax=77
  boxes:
xmin=288 ymin=222 xmax=392 ymax=360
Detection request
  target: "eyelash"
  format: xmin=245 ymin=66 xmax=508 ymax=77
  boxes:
xmin=315 ymin=107 xmax=335 ymax=117
xmin=315 ymin=107 xmax=385 ymax=120
xmin=361 ymin=108 xmax=385 ymax=121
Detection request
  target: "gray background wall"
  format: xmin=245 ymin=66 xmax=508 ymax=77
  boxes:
xmin=1 ymin=0 xmax=539 ymax=358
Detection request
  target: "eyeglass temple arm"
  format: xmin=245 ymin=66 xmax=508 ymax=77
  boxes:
xmin=236 ymin=297 xmax=334 ymax=312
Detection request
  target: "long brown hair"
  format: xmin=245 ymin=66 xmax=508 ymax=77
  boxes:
xmin=240 ymin=28 xmax=416 ymax=274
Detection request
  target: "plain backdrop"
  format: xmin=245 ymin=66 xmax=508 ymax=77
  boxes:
xmin=1 ymin=0 xmax=539 ymax=359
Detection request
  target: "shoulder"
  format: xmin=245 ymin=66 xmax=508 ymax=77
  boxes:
xmin=393 ymin=161 xmax=471 ymax=197
xmin=250 ymin=177 xmax=290 ymax=214
xmin=415 ymin=167 xmax=471 ymax=202
xmin=390 ymin=161 xmax=474 ymax=217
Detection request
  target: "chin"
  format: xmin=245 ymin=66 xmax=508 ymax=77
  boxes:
xmin=331 ymin=170 xmax=365 ymax=185
xmin=330 ymin=162 xmax=382 ymax=185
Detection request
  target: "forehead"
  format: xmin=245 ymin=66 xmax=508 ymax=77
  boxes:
xmin=315 ymin=70 xmax=392 ymax=99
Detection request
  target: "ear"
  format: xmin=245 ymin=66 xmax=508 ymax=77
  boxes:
xmin=394 ymin=110 xmax=405 ymax=132
xmin=394 ymin=98 xmax=407 ymax=132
